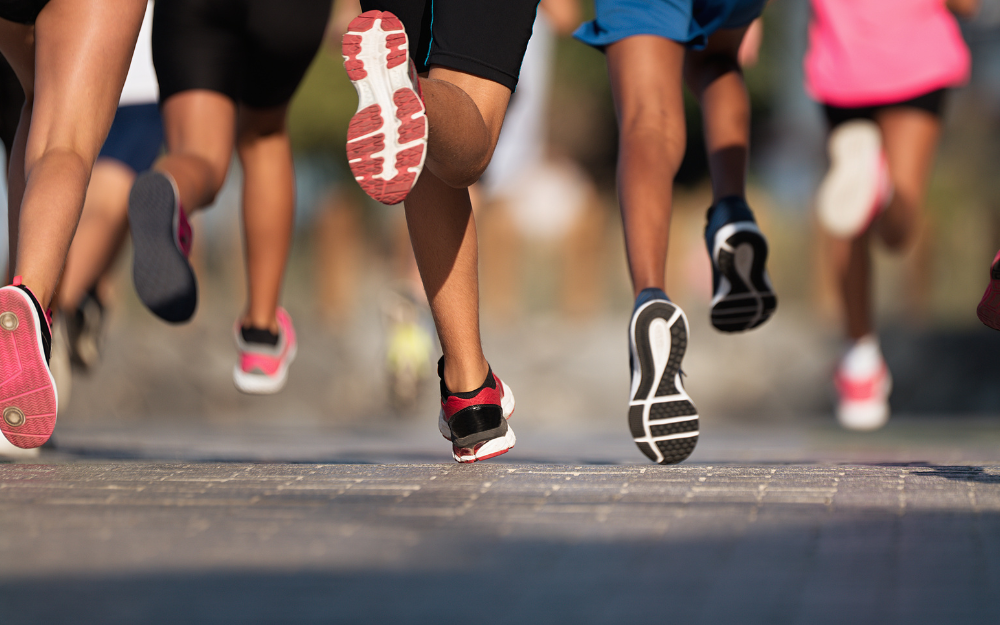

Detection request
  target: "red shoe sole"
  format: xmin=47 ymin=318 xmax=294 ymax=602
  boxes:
xmin=0 ymin=287 xmax=57 ymax=448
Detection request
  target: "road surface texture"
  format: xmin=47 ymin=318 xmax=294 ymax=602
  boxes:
xmin=2 ymin=419 xmax=999 ymax=625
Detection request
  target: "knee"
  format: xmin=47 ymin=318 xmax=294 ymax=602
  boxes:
xmin=619 ymin=111 xmax=687 ymax=172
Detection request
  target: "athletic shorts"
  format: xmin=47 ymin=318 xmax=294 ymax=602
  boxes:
xmin=98 ymin=103 xmax=164 ymax=173
xmin=574 ymin=0 xmax=767 ymax=51
xmin=0 ymin=0 xmax=50 ymax=24
xmin=152 ymin=0 xmax=332 ymax=108
xmin=360 ymin=0 xmax=540 ymax=91
xmin=823 ymin=89 xmax=948 ymax=130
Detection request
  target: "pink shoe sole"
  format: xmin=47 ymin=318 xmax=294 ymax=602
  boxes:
xmin=977 ymin=250 xmax=1000 ymax=330
xmin=0 ymin=287 xmax=57 ymax=448
xmin=343 ymin=10 xmax=427 ymax=205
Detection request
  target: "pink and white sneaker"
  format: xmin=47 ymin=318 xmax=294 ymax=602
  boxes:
xmin=0 ymin=277 xmax=58 ymax=449
xmin=834 ymin=336 xmax=892 ymax=431
xmin=233 ymin=307 xmax=298 ymax=395
xmin=437 ymin=358 xmax=516 ymax=463
xmin=342 ymin=10 xmax=427 ymax=205
xmin=816 ymin=119 xmax=892 ymax=239
xmin=977 ymin=249 xmax=1000 ymax=331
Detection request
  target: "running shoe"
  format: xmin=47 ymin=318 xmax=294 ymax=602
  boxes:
xmin=628 ymin=288 xmax=699 ymax=464
xmin=128 ymin=170 xmax=197 ymax=323
xmin=233 ymin=307 xmax=298 ymax=395
xmin=343 ymin=10 xmax=427 ymax=205
xmin=437 ymin=358 xmax=515 ymax=463
xmin=977 ymin=249 xmax=1000 ymax=331
xmin=816 ymin=119 xmax=892 ymax=239
xmin=65 ymin=289 xmax=105 ymax=370
xmin=705 ymin=196 xmax=777 ymax=332
xmin=0 ymin=278 xmax=58 ymax=449
xmin=835 ymin=335 xmax=892 ymax=431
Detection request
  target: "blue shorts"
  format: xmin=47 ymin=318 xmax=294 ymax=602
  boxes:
xmin=574 ymin=0 xmax=766 ymax=51
xmin=98 ymin=103 xmax=164 ymax=173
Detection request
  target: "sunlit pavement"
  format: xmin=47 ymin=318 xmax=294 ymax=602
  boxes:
xmin=2 ymin=417 xmax=999 ymax=624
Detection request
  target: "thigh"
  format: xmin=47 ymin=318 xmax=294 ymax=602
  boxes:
xmin=427 ymin=66 xmax=512 ymax=150
xmin=875 ymin=106 xmax=941 ymax=201
xmin=152 ymin=0 xmax=242 ymax=104
xmin=240 ymin=0 xmax=331 ymax=108
xmin=29 ymin=0 xmax=146 ymax=167
xmin=0 ymin=18 xmax=35 ymax=95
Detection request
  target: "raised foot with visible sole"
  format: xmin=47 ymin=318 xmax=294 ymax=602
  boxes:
xmin=629 ymin=299 xmax=698 ymax=464
xmin=129 ymin=171 xmax=197 ymax=323
xmin=710 ymin=222 xmax=777 ymax=332
xmin=343 ymin=10 xmax=427 ymax=205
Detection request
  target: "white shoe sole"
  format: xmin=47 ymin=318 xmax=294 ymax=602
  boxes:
xmin=817 ymin=119 xmax=887 ymax=238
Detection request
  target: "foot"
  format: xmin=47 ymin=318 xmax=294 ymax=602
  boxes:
xmin=129 ymin=170 xmax=197 ymax=323
xmin=65 ymin=289 xmax=106 ymax=371
xmin=835 ymin=334 xmax=891 ymax=431
xmin=705 ymin=197 xmax=777 ymax=332
xmin=628 ymin=289 xmax=699 ymax=464
xmin=233 ymin=307 xmax=298 ymax=395
xmin=816 ymin=119 xmax=892 ymax=238
xmin=343 ymin=10 xmax=427 ymax=205
xmin=0 ymin=278 xmax=58 ymax=449
xmin=977 ymin=249 xmax=1000 ymax=330
xmin=437 ymin=358 xmax=515 ymax=463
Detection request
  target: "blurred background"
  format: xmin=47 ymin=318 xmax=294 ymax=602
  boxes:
xmin=13 ymin=0 xmax=1000 ymax=443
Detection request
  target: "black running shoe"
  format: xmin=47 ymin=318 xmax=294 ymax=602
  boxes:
xmin=705 ymin=196 xmax=777 ymax=333
xmin=128 ymin=170 xmax=197 ymax=323
xmin=628 ymin=288 xmax=698 ymax=464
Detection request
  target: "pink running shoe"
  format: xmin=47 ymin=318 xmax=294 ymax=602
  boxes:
xmin=342 ymin=10 xmax=427 ymax=205
xmin=977 ymin=249 xmax=1000 ymax=331
xmin=233 ymin=308 xmax=298 ymax=395
xmin=0 ymin=277 xmax=58 ymax=449
xmin=835 ymin=355 xmax=892 ymax=432
xmin=437 ymin=358 xmax=516 ymax=463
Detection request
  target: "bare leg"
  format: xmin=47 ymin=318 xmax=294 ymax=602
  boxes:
xmin=0 ymin=0 xmax=145 ymax=308
xmin=404 ymin=67 xmax=510 ymax=392
xmin=236 ymin=104 xmax=294 ymax=333
xmin=155 ymin=90 xmax=235 ymax=214
xmin=605 ymin=35 xmax=686 ymax=297
xmin=684 ymin=27 xmax=752 ymax=205
xmin=874 ymin=108 xmax=941 ymax=250
xmin=57 ymin=159 xmax=133 ymax=310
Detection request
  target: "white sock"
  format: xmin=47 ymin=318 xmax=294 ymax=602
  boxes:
xmin=841 ymin=334 xmax=883 ymax=379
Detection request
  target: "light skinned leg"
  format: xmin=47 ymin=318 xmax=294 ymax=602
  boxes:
xmin=236 ymin=104 xmax=294 ymax=334
xmin=156 ymin=90 xmax=235 ymax=215
xmin=57 ymin=159 xmax=133 ymax=310
xmin=684 ymin=26 xmax=752 ymax=205
xmin=0 ymin=0 xmax=145 ymax=308
xmin=404 ymin=67 xmax=510 ymax=392
xmin=833 ymin=108 xmax=941 ymax=342
xmin=605 ymin=35 xmax=687 ymax=298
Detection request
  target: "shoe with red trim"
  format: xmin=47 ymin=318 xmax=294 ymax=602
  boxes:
xmin=129 ymin=170 xmax=197 ymax=323
xmin=834 ymin=340 xmax=892 ymax=431
xmin=342 ymin=10 xmax=427 ymax=205
xmin=977 ymin=249 xmax=1000 ymax=330
xmin=0 ymin=277 xmax=58 ymax=449
xmin=816 ymin=119 xmax=893 ymax=239
xmin=233 ymin=307 xmax=298 ymax=395
xmin=436 ymin=358 xmax=515 ymax=463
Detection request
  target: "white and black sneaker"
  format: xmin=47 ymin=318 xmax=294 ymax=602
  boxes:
xmin=628 ymin=288 xmax=698 ymax=464
xmin=705 ymin=196 xmax=777 ymax=333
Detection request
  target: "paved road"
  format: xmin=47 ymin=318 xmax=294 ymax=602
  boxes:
xmin=2 ymin=420 xmax=1000 ymax=625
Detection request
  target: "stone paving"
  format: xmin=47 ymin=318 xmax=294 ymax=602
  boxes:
xmin=2 ymin=420 xmax=1000 ymax=624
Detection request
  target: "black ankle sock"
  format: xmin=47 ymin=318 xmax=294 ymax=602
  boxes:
xmin=241 ymin=326 xmax=279 ymax=346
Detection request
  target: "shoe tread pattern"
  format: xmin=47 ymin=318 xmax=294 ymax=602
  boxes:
xmin=712 ymin=228 xmax=777 ymax=333
xmin=0 ymin=289 xmax=57 ymax=448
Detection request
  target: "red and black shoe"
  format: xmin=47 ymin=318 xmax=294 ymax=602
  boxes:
xmin=436 ymin=358 xmax=515 ymax=463
xmin=342 ymin=10 xmax=427 ymax=205
xmin=0 ymin=277 xmax=57 ymax=449
xmin=978 ymin=249 xmax=1000 ymax=331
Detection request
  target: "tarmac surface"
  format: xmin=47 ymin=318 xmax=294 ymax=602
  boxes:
xmin=2 ymin=418 xmax=1000 ymax=624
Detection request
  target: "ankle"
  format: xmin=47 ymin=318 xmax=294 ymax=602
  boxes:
xmin=241 ymin=314 xmax=278 ymax=335
xmin=440 ymin=355 xmax=490 ymax=394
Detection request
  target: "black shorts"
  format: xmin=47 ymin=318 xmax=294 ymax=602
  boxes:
xmin=0 ymin=0 xmax=49 ymax=24
xmin=360 ymin=0 xmax=539 ymax=91
xmin=152 ymin=0 xmax=332 ymax=108
xmin=823 ymin=89 xmax=948 ymax=130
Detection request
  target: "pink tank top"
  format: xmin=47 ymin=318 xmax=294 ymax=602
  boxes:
xmin=805 ymin=0 xmax=971 ymax=107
